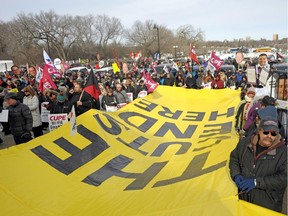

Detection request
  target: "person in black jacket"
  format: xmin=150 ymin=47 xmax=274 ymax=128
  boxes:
xmin=229 ymin=106 xmax=287 ymax=212
xmin=4 ymin=92 xmax=33 ymax=145
xmin=68 ymin=83 xmax=93 ymax=116
xmin=101 ymin=88 xmax=117 ymax=110
xmin=50 ymin=87 xmax=70 ymax=114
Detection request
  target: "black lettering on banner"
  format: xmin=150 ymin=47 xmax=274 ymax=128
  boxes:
xmin=193 ymin=136 xmax=231 ymax=151
xmin=183 ymin=111 xmax=205 ymax=121
xmin=153 ymin=151 xmax=226 ymax=187
xmin=116 ymin=136 xmax=148 ymax=155
xmin=158 ymin=106 xmax=182 ymax=120
xmin=82 ymin=154 xmax=168 ymax=190
xmin=154 ymin=122 xmax=197 ymax=138
xmin=119 ymin=112 xmax=157 ymax=133
xmin=151 ymin=141 xmax=192 ymax=156
xmin=209 ymin=107 xmax=234 ymax=121
xmin=93 ymin=113 xmax=122 ymax=135
xmin=133 ymin=99 xmax=157 ymax=112
xmin=31 ymin=125 xmax=110 ymax=175
xmin=102 ymin=113 xmax=131 ymax=131
xmin=199 ymin=122 xmax=232 ymax=138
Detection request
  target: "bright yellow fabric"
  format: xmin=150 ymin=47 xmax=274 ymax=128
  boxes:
xmin=0 ymin=86 xmax=283 ymax=216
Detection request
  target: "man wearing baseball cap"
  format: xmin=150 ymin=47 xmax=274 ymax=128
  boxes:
xmin=230 ymin=105 xmax=287 ymax=212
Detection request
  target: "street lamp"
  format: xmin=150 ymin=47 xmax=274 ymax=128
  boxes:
xmin=173 ymin=45 xmax=178 ymax=59
xmin=153 ymin=24 xmax=161 ymax=59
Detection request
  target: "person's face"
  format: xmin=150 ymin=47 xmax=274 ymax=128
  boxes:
xmin=28 ymin=67 xmax=36 ymax=76
xmin=258 ymin=128 xmax=278 ymax=147
xmin=11 ymin=66 xmax=21 ymax=75
xmin=247 ymin=93 xmax=255 ymax=99
xmin=258 ymin=55 xmax=267 ymax=67
xmin=277 ymin=78 xmax=287 ymax=100
xmin=74 ymin=84 xmax=82 ymax=93
xmin=5 ymin=98 xmax=16 ymax=106
xmin=49 ymin=93 xmax=57 ymax=101
xmin=235 ymin=52 xmax=244 ymax=64
xmin=116 ymin=84 xmax=122 ymax=91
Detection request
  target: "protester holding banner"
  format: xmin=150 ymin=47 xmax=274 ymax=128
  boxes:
xmin=229 ymin=106 xmax=287 ymax=213
xmin=211 ymin=74 xmax=224 ymax=89
xmin=235 ymin=87 xmax=256 ymax=137
xmin=23 ymin=85 xmax=43 ymax=138
xmin=4 ymin=92 xmax=33 ymax=144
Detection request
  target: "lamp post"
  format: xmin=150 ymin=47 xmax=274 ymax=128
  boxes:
xmin=173 ymin=45 xmax=178 ymax=59
xmin=153 ymin=24 xmax=161 ymax=59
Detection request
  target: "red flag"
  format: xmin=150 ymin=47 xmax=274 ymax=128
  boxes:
xmin=38 ymin=64 xmax=57 ymax=93
xmin=189 ymin=43 xmax=200 ymax=65
xmin=209 ymin=51 xmax=224 ymax=71
xmin=142 ymin=70 xmax=159 ymax=93
xmin=129 ymin=51 xmax=134 ymax=59
xmin=83 ymin=70 xmax=101 ymax=100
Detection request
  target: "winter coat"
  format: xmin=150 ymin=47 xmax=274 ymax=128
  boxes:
xmin=8 ymin=101 xmax=33 ymax=136
xmin=113 ymin=90 xmax=130 ymax=104
xmin=101 ymin=95 xmax=117 ymax=109
xmin=229 ymin=134 xmax=287 ymax=212
xmin=50 ymin=101 xmax=70 ymax=114
xmin=23 ymin=95 xmax=42 ymax=127
xmin=69 ymin=91 xmax=93 ymax=116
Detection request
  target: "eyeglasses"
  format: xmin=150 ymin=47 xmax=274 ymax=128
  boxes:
xmin=24 ymin=90 xmax=29 ymax=92
xmin=263 ymin=131 xmax=278 ymax=136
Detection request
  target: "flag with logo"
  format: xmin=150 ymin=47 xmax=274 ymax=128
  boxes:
xmin=38 ymin=64 xmax=57 ymax=93
xmin=83 ymin=70 xmax=101 ymax=100
xmin=189 ymin=43 xmax=200 ymax=65
xmin=43 ymin=49 xmax=53 ymax=65
xmin=142 ymin=70 xmax=159 ymax=93
xmin=129 ymin=51 xmax=135 ymax=59
xmin=208 ymin=52 xmax=224 ymax=72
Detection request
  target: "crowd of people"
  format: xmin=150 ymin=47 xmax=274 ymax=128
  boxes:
xmin=0 ymin=52 xmax=287 ymax=213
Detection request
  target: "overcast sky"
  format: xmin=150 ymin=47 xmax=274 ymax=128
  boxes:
xmin=0 ymin=0 xmax=287 ymax=41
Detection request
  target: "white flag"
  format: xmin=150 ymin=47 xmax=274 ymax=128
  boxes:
xmin=70 ymin=105 xmax=77 ymax=136
xmin=43 ymin=49 xmax=53 ymax=64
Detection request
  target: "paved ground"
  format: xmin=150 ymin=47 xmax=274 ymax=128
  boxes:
xmin=0 ymin=132 xmax=15 ymax=149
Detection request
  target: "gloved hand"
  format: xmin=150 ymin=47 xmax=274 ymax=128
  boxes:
xmin=239 ymin=178 xmax=256 ymax=192
xmin=234 ymin=174 xmax=244 ymax=188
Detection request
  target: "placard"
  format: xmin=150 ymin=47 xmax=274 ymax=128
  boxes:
xmin=48 ymin=113 xmax=68 ymax=131
xmin=41 ymin=102 xmax=50 ymax=122
xmin=0 ymin=110 xmax=9 ymax=122
xmin=246 ymin=67 xmax=256 ymax=84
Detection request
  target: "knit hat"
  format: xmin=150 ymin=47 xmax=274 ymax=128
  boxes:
xmin=260 ymin=95 xmax=276 ymax=106
xmin=247 ymin=87 xmax=256 ymax=95
xmin=4 ymin=92 xmax=18 ymax=100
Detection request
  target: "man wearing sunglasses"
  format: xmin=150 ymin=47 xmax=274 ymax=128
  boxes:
xmin=229 ymin=106 xmax=287 ymax=213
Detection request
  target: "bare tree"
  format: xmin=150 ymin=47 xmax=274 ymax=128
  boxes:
xmin=176 ymin=25 xmax=205 ymax=55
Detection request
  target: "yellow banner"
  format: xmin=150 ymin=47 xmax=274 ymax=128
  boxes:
xmin=0 ymin=86 xmax=283 ymax=216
